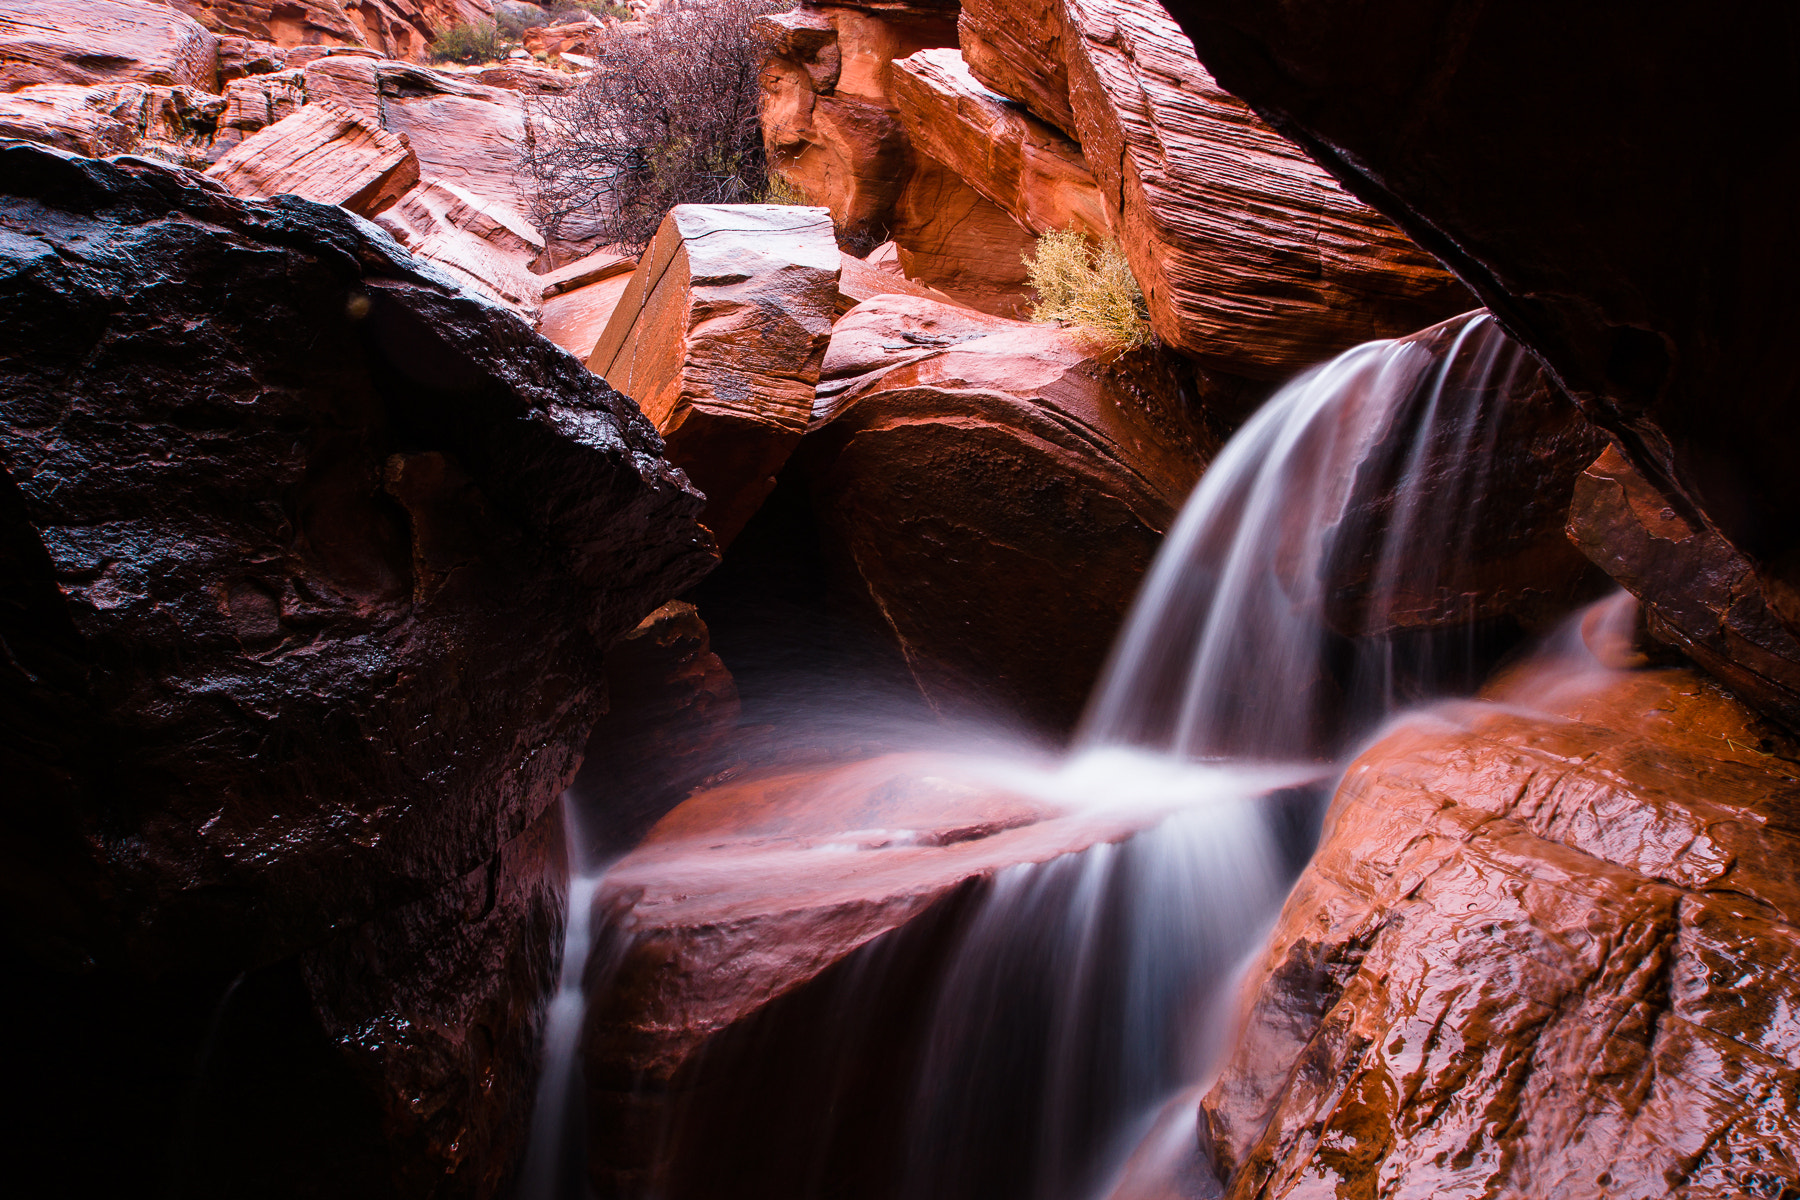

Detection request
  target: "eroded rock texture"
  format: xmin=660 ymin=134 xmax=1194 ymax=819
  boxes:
xmin=1202 ymin=661 xmax=1800 ymax=1198
xmin=0 ymin=0 xmax=220 ymax=92
xmin=204 ymin=99 xmax=419 ymax=215
xmin=805 ymin=294 xmax=1213 ymax=730
xmin=1571 ymin=446 xmax=1800 ymax=735
xmin=0 ymin=144 xmax=711 ymax=1195
xmin=1154 ymin=0 xmax=1800 ymax=692
xmin=590 ymin=204 xmax=841 ymax=550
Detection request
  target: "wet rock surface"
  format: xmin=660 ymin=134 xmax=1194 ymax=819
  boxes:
xmin=0 ymin=144 xmax=711 ymax=1193
xmin=580 ymin=752 xmax=1169 ymax=1199
xmin=1154 ymin=0 xmax=1800 ymax=652
xmin=590 ymin=204 xmax=842 ymax=550
xmin=1571 ymin=445 xmax=1800 ymax=734
xmin=1201 ymin=661 xmax=1800 ymax=1199
xmin=804 ymin=295 xmax=1213 ymax=731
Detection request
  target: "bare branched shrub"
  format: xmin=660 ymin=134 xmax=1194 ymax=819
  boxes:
xmin=519 ymin=0 xmax=792 ymax=256
xmin=1026 ymin=230 xmax=1153 ymax=351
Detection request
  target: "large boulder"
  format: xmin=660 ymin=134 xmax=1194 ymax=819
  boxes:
xmin=956 ymin=0 xmax=1072 ymax=135
xmin=204 ymin=99 xmax=419 ymax=215
xmin=537 ymin=248 xmax=637 ymax=362
xmin=588 ymin=204 xmax=841 ymax=550
xmin=1570 ymin=446 xmax=1800 ymax=734
xmin=891 ymin=46 xmax=1108 ymax=241
xmin=0 ymin=144 xmax=711 ymax=1191
xmin=1201 ymin=657 xmax=1800 ymax=1198
xmin=803 ymin=295 xmax=1213 ymax=730
xmin=0 ymin=0 xmax=219 ymax=92
xmin=1152 ymin=0 xmax=1800 ymax=685
xmin=580 ymin=751 xmax=1176 ymax=1198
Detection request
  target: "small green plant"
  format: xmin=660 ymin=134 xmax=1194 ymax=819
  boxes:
xmin=1025 ymin=230 xmax=1152 ymax=351
xmin=431 ymin=20 xmax=508 ymax=64
xmin=552 ymin=1 xmax=636 ymax=20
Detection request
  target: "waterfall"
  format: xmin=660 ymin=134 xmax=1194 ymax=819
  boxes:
xmin=525 ymin=310 xmax=1564 ymax=1200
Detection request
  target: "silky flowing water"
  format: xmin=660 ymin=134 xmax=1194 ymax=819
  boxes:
xmin=524 ymin=311 xmax=1561 ymax=1199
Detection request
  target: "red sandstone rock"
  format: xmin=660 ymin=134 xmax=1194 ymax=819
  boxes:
xmin=1201 ymin=662 xmax=1800 ymax=1198
xmin=1056 ymin=0 xmax=1468 ymax=379
xmin=888 ymin=154 xmax=1039 ymax=318
xmin=162 ymin=0 xmax=485 ymax=61
xmin=1570 ymin=445 xmax=1800 ymax=734
xmin=205 ymin=100 xmax=419 ymax=216
xmin=211 ymin=66 xmax=305 ymax=154
xmin=566 ymin=600 xmax=741 ymax=856
xmin=957 ymin=0 xmax=1073 ymax=135
xmin=521 ymin=14 xmax=601 ymax=62
xmin=582 ymin=751 xmax=1170 ymax=1196
xmin=1152 ymin=0 xmax=1800 ymax=661
xmin=0 ymin=84 xmax=147 ymax=156
xmin=375 ymin=177 xmax=546 ymax=312
xmin=804 ymin=295 xmax=1213 ymax=728
xmin=0 ymin=0 xmax=219 ymax=93
xmin=757 ymin=2 xmax=958 ymax=249
xmin=302 ymin=51 xmax=383 ymax=121
xmin=891 ymin=47 xmax=1107 ymax=240
xmin=540 ymin=267 xmax=635 ymax=361
xmin=834 ymin=246 xmax=965 ymax=316
xmin=216 ymin=34 xmax=286 ymax=80
xmin=589 ymin=204 xmax=841 ymax=549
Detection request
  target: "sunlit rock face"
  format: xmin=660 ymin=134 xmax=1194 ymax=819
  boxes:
xmin=803 ymin=294 xmax=1214 ymax=731
xmin=0 ymin=144 xmax=711 ymax=1195
xmin=1152 ymin=0 xmax=1800 ymax=690
xmin=1202 ymin=658 xmax=1800 ymax=1199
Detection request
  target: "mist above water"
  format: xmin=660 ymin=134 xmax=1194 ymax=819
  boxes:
xmin=525 ymin=311 xmax=1579 ymax=1200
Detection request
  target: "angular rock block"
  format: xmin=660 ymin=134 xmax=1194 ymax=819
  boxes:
xmin=1570 ymin=445 xmax=1800 ymax=734
xmin=1056 ymin=0 xmax=1469 ymax=379
xmin=375 ymin=177 xmax=547 ymax=315
xmin=891 ymin=47 xmax=1107 ymax=241
xmin=537 ymin=249 xmax=638 ymax=363
xmin=205 ymin=100 xmax=419 ymax=216
xmin=805 ymin=294 xmax=1214 ymax=729
xmin=0 ymin=83 xmax=148 ymax=157
xmin=589 ymin=204 xmax=842 ymax=549
xmin=0 ymin=0 xmax=219 ymax=93
xmin=957 ymin=0 xmax=1074 ymax=135
xmin=1203 ymin=661 xmax=1800 ymax=1198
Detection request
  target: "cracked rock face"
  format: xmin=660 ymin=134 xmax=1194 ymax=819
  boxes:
xmin=1201 ymin=658 xmax=1800 ymax=1199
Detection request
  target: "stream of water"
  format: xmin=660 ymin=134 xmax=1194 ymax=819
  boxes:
xmin=524 ymin=310 xmax=1563 ymax=1200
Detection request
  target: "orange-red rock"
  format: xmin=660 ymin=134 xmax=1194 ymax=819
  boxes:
xmin=1570 ymin=445 xmax=1800 ymax=734
xmin=205 ymin=100 xmax=418 ymax=215
xmin=375 ymin=177 xmax=545 ymax=312
xmin=211 ymin=66 xmax=305 ymax=153
xmin=891 ymin=47 xmax=1106 ymax=240
xmin=161 ymin=0 xmax=483 ymax=60
xmin=521 ymin=14 xmax=601 ymax=61
xmin=757 ymin=2 xmax=958 ymax=250
xmin=834 ymin=246 xmax=964 ymax=316
xmin=1056 ymin=0 xmax=1468 ymax=379
xmin=589 ymin=204 xmax=841 ymax=549
xmin=1201 ymin=661 xmax=1800 ymax=1198
xmin=566 ymin=600 xmax=740 ymax=857
xmin=0 ymin=0 xmax=219 ymax=93
xmin=956 ymin=0 xmax=1073 ymax=135
xmin=581 ymin=750 xmax=1172 ymax=1197
xmin=0 ymin=84 xmax=148 ymax=156
xmin=539 ymin=263 xmax=635 ymax=361
xmin=804 ymin=295 xmax=1213 ymax=729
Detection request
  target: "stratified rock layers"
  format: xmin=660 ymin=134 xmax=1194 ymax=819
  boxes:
xmin=1202 ymin=663 xmax=1800 ymax=1198
xmin=591 ymin=204 xmax=841 ymax=550
xmin=0 ymin=144 xmax=712 ymax=1195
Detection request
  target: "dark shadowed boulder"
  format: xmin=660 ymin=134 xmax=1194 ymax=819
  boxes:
xmin=0 ymin=143 xmax=712 ymax=1195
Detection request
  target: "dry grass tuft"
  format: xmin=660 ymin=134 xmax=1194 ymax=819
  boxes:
xmin=1025 ymin=230 xmax=1152 ymax=351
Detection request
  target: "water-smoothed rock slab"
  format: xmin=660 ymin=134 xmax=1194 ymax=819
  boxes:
xmin=804 ymin=294 xmax=1212 ymax=730
xmin=589 ymin=203 xmax=841 ymax=549
xmin=205 ymin=99 xmax=418 ymax=215
xmin=1202 ymin=661 xmax=1800 ymax=1198
xmin=581 ymin=751 xmax=1221 ymax=1197
xmin=0 ymin=0 xmax=220 ymax=92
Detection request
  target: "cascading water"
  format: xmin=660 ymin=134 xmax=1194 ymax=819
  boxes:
xmin=526 ymin=311 xmax=1575 ymax=1200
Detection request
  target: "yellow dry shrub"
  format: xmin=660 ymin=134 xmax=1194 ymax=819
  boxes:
xmin=1024 ymin=230 xmax=1152 ymax=350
